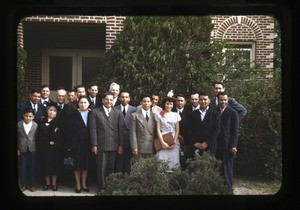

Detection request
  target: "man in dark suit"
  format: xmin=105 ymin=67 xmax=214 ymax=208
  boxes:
xmin=39 ymin=84 xmax=55 ymax=108
xmin=216 ymin=92 xmax=240 ymax=192
xmin=115 ymin=91 xmax=137 ymax=174
xmin=18 ymin=89 xmax=45 ymax=123
xmin=186 ymin=92 xmax=200 ymax=112
xmin=189 ymin=93 xmax=220 ymax=156
xmin=89 ymin=92 xmax=124 ymax=193
xmin=210 ymin=81 xmax=247 ymax=122
xmin=172 ymin=94 xmax=193 ymax=169
xmin=87 ymin=84 xmax=102 ymax=109
xmin=69 ymin=85 xmax=86 ymax=111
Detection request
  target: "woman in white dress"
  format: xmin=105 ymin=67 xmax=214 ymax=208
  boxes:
xmin=154 ymin=96 xmax=181 ymax=170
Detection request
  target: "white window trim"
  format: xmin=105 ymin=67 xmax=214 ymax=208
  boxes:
xmin=223 ymin=42 xmax=255 ymax=67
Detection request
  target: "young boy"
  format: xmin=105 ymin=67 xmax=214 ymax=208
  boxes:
xmin=17 ymin=108 xmax=38 ymax=192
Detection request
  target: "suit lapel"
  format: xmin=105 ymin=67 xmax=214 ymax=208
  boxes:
xmin=100 ymin=107 xmax=115 ymax=130
xmin=28 ymin=122 xmax=37 ymax=136
xmin=18 ymin=121 xmax=27 ymax=137
xmin=137 ymin=110 xmax=153 ymax=134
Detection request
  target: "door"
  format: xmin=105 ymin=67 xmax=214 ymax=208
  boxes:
xmin=43 ymin=49 xmax=105 ymax=100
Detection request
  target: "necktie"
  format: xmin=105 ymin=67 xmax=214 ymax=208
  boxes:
xmin=122 ymin=106 xmax=126 ymax=117
xmin=146 ymin=112 xmax=149 ymax=122
xmin=33 ymin=104 xmax=37 ymax=114
xmin=91 ymin=98 xmax=95 ymax=107
xmin=107 ymin=108 xmax=110 ymax=117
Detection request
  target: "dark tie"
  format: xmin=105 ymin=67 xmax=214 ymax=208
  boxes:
xmin=91 ymin=98 xmax=95 ymax=107
xmin=33 ymin=104 xmax=37 ymax=114
xmin=146 ymin=112 xmax=149 ymax=122
xmin=123 ymin=106 xmax=126 ymax=117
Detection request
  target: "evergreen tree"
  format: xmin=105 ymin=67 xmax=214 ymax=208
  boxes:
xmin=102 ymin=16 xmax=229 ymax=103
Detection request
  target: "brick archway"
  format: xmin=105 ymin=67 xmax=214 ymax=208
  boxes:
xmin=215 ymin=16 xmax=263 ymax=41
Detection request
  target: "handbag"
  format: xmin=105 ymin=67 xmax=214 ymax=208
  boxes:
xmin=63 ymin=156 xmax=76 ymax=170
xmin=154 ymin=132 xmax=174 ymax=152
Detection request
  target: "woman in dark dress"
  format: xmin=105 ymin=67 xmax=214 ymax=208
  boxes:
xmin=66 ymin=96 xmax=91 ymax=193
xmin=38 ymin=105 xmax=63 ymax=191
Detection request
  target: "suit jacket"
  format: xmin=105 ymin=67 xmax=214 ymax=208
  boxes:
xmin=129 ymin=108 xmax=156 ymax=154
xmin=87 ymin=95 xmax=103 ymax=109
xmin=186 ymin=103 xmax=200 ymax=112
xmin=217 ymin=106 xmax=239 ymax=152
xmin=177 ymin=108 xmax=192 ymax=145
xmin=113 ymin=98 xmax=121 ymax=107
xmin=115 ymin=104 xmax=137 ymax=148
xmin=210 ymin=97 xmax=247 ymax=122
xmin=89 ymin=106 xmax=124 ymax=151
xmin=17 ymin=120 xmax=38 ymax=153
xmin=39 ymin=98 xmax=55 ymax=108
xmin=189 ymin=108 xmax=221 ymax=155
xmin=18 ymin=101 xmax=45 ymax=123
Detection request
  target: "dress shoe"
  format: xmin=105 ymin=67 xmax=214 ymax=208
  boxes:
xmin=52 ymin=185 xmax=57 ymax=191
xmin=30 ymin=186 xmax=36 ymax=192
xmin=82 ymin=187 xmax=90 ymax=192
xmin=75 ymin=188 xmax=81 ymax=193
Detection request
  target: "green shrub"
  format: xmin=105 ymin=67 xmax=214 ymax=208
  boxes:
xmin=97 ymin=152 xmax=231 ymax=195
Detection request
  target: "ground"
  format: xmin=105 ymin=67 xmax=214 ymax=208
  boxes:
xmin=233 ymin=177 xmax=281 ymax=195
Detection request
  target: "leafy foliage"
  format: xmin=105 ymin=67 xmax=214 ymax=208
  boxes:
xmin=98 ymin=152 xmax=231 ymax=195
xmin=17 ymin=44 xmax=28 ymax=107
xmin=99 ymin=16 xmax=227 ymax=104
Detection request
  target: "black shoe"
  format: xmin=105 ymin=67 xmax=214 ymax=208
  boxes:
xmin=52 ymin=185 xmax=57 ymax=191
xmin=82 ymin=187 xmax=90 ymax=192
xmin=75 ymin=188 xmax=81 ymax=193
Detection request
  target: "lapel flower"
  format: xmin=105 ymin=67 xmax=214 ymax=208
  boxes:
xmin=45 ymin=123 xmax=49 ymax=126
xmin=160 ymin=111 xmax=165 ymax=117
xmin=40 ymin=115 xmax=45 ymax=121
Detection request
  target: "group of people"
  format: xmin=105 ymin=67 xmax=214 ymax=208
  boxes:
xmin=17 ymin=81 xmax=247 ymax=194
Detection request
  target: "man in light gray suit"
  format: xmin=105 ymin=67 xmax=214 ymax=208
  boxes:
xmin=130 ymin=94 xmax=156 ymax=159
xmin=115 ymin=91 xmax=137 ymax=174
xmin=89 ymin=92 xmax=124 ymax=193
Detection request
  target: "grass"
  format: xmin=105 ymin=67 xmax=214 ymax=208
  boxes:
xmin=233 ymin=177 xmax=282 ymax=195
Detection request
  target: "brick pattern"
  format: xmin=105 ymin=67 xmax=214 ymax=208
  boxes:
xmin=18 ymin=16 xmax=126 ymax=51
xmin=211 ymin=16 xmax=274 ymax=75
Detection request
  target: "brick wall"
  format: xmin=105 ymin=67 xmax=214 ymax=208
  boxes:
xmin=211 ymin=15 xmax=274 ymax=77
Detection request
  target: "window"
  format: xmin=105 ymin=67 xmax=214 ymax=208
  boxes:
xmin=224 ymin=43 xmax=255 ymax=68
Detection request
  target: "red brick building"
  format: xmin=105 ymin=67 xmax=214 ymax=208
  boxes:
xmin=18 ymin=15 xmax=275 ymax=94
